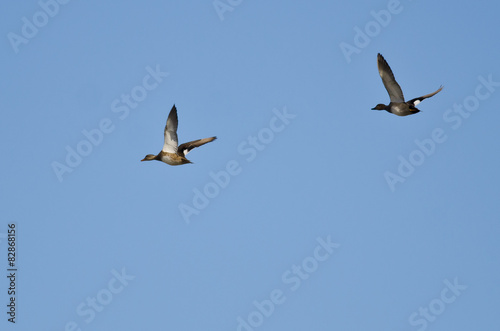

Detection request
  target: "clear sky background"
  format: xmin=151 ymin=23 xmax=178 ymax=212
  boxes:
xmin=1 ymin=0 xmax=499 ymax=330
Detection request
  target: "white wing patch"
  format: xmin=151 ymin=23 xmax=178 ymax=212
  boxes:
xmin=413 ymin=100 xmax=421 ymax=106
xmin=162 ymin=131 xmax=178 ymax=153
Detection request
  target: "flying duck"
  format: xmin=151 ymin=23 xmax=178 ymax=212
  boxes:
xmin=372 ymin=53 xmax=443 ymax=116
xmin=141 ymin=105 xmax=216 ymax=165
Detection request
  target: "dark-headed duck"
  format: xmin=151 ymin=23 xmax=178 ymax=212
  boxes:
xmin=372 ymin=53 xmax=443 ymax=116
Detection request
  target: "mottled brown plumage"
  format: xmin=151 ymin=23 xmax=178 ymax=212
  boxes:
xmin=141 ymin=105 xmax=216 ymax=165
xmin=372 ymin=53 xmax=443 ymax=116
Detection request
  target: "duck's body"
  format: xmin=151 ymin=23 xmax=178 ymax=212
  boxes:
xmin=372 ymin=53 xmax=443 ymax=116
xmin=158 ymin=152 xmax=191 ymax=166
xmin=145 ymin=151 xmax=192 ymax=165
xmin=141 ymin=105 xmax=216 ymax=166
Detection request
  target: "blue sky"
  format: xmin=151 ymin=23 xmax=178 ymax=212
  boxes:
xmin=1 ymin=0 xmax=500 ymax=330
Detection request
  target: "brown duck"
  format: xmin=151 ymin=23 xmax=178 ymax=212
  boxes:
xmin=372 ymin=53 xmax=443 ymax=116
xmin=141 ymin=105 xmax=216 ymax=165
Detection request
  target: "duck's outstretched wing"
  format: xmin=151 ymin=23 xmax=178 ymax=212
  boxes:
xmin=162 ymin=105 xmax=179 ymax=153
xmin=407 ymin=86 xmax=443 ymax=107
xmin=377 ymin=53 xmax=405 ymax=103
xmin=178 ymin=137 xmax=217 ymax=156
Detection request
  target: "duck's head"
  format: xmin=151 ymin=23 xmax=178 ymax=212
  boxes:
xmin=371 ymin=104 xmax=387 ymax=111
xmin=141 ymin=154 xmax=157 ymax=161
